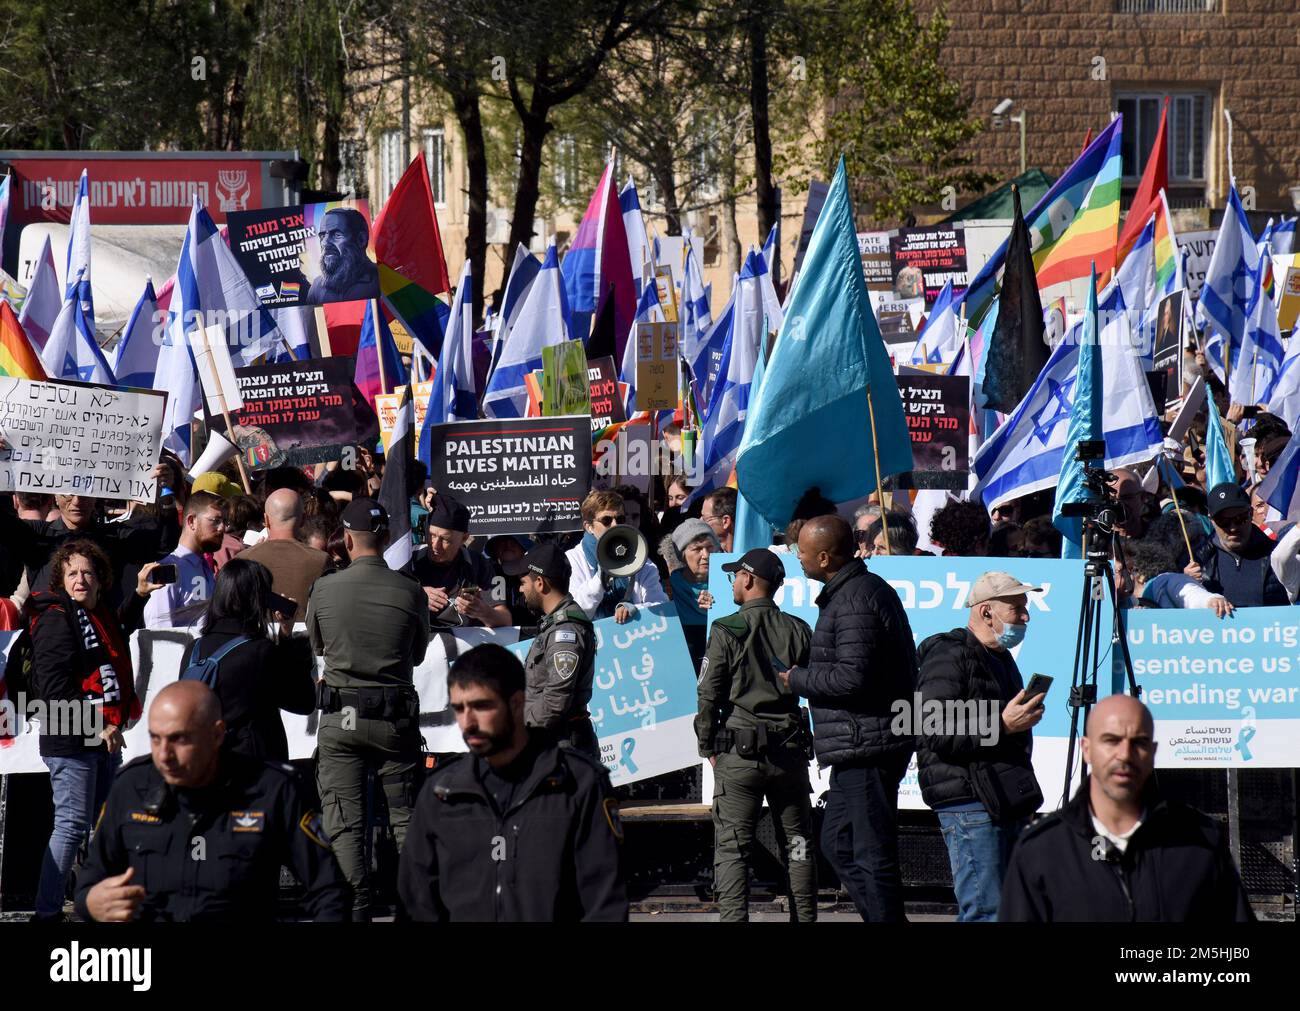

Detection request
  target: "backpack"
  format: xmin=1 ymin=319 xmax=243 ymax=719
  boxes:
xmin=180 ymin=636 xmax=252 ymax=690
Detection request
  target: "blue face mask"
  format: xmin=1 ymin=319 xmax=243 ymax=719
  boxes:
xmin=997 ymin=622 xmax=1027 ymax=649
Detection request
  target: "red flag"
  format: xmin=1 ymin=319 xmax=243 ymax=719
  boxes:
xmin=1078 ymin=127 xmax=1093 ymax=156
xmin=1116 ymin=99 xmax=1169 ymax=266
xmin=373 ymin=152 xmax=451 ymax=297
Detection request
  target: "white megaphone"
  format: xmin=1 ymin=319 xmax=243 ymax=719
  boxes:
xmin=596 ymin=525 xmax=648 ymax=579
xmin=188 ymin=429 xmax=239 ymax=480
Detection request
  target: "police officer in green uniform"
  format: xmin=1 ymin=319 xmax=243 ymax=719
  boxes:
xmin=307 ymin=498 xmax=430 ymax=921
xmin=76 ymin=681 xmax=347 ymax=922
xmin=698 ymin=548 xmax=817 ymax=922
xmin=510 ymin=543 xmax=600 ymax=763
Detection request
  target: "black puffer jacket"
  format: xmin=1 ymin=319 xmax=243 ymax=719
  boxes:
xmin=788 ymin=559 xmax=917 ymax=767
xmin=914 ymin=628 xmax=1033 ymax=809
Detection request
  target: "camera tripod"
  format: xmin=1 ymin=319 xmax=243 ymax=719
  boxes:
xmin=1060 ymin=524 xmax=1141 ymax=808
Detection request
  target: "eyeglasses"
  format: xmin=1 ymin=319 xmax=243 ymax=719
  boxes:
xmin=594 ymin=514 xmax=626 ymax=527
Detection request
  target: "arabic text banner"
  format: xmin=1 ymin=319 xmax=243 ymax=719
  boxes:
xmin=510 ymin=604 xmax=699 ymax=787
xmin=0 ymin=378 xmax=166 ymax=501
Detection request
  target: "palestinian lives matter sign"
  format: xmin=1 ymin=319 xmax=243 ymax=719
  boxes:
xmin=425 ymin=416 xmax=592 ymax=536
xmin=0 ymin=377 xmax=166 ymax=500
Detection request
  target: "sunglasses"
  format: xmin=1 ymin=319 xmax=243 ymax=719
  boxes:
xmin=594 ymin=514 xmax=626 ymax=527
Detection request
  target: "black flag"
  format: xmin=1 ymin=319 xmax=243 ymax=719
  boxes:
xmin=378 ymin=383 xmax=414 ymax=571
xmin=586 ymin=283 xmax=618 ymax=362
xmin=982 ymin=185 xmax=1047 ymax=413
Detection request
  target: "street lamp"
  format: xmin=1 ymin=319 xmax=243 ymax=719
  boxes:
xmin=992 ymin=98 xmax=1027 ymax=175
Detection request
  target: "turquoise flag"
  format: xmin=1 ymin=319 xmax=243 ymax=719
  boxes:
xmin=1052 ymin=264 xmax=1103 ymax=558
xmin=734 ymin=327 xmax=775 ymax=552
xmin=1204 ymin=393 xmax=1236 ymax=492
xmin=735 ymin=157 xmax=912 ymax=526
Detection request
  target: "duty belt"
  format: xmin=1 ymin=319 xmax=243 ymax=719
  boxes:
xmin=317 ymin=683 xmax=419 ymax=721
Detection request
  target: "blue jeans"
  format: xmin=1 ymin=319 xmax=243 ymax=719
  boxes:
xmin=819 ymin=752 xmax=910 ymax=922
xmin=936 ymin=804 xmax=1025 ymax=922
xmin=37 ymin=749 xmax=120 ymax=917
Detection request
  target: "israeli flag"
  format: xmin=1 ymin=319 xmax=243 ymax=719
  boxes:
xmin=40 ymin=275 xmax=115 ymax=385
xmin=1196 ymin=185 xmax=1261 ymax=399
xmin=482 ymin=244 xmax=570 ymax=419
xmin=421 ymin=262 xmax=477 ymax=465
xmin=65 ymin=169 xmax=94 ymax=331
xmin=112 ymin=279 xmax=162 ymax=389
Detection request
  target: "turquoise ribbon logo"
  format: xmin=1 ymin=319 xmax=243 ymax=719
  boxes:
xmin=1234 ymin=725 xmax=1256 ymax=762
xmin=619 ymin=736 xmax=638 ymax=774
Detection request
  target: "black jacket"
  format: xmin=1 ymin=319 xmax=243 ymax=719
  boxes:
xmin=788 ymin=559 xmax=917 ymax=766
xmin=397 ymin=735 xmax=627 ymax=922
xmin=1191 ymin=526 xmax=1288 ymax=608
xmin=74 ymin=753 xmax=347 ymax=922
xmin=914 ymin=629 xmax=1033 ymax=809
xmin=1000 ymin=777 xmax=1255 ymax=922
xmin=23 ymin=512 xmax=178 ymax=605
xmin=178 ymin=619 xmax=317 ymax=763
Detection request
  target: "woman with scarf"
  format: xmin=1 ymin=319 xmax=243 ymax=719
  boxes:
xmin=666 ymin=519 xmax=722 ymax=671
xmin=565 ymin=489 xmax=668 ymax=623
xmin=27 ymin=539 xmax=155 ymax=921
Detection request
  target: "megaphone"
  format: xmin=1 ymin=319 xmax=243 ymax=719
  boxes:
xmin=596 ymin=526 xmax=648 ymax=579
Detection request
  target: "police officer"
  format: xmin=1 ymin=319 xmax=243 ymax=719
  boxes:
xmin=306 ymin=498 xmax=430 ymax=921
xmin=398 ymin=644 xmax=626 ymax=921
xmin=75 ymin=681 xmax=347 ymax=921
xmin=697 ymin=548 xmax=816 ymax=922
xmin=509 ymin=543 xmax=599 ymax=762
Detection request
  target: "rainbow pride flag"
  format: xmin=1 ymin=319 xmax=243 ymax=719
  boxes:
xmin=0 ymin=302 xmax=45 ymax=380
xmin=1035 ymin=117 xmax=1124 ymax=290
xmin=1154 ymin=189 xmax=1179 ymax=293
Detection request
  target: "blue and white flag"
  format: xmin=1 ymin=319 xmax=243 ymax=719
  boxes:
xmin=973 ymin=278 xmax=1162 ymax=511
xmin=1266 ymin=331 xmax=1300 ymax=431
xmin=620 ymin=179 xmax=652 ymax=295
xmin=1053 ymin=266 xmax=1104 ymax=557
xmin=733 ymin=330 xmax=774 ymax=553
xmin=1271 ymin=216 xmax=1296 ymax=257
xmin=112 ymin=278 xmax=161 ymax=389
xmin=421 ymin=262 xmax=477 ymax=466
xmin=910 ymin=279 xmax=959 ymax=364
xmin=65 ymin=169 xmax=94 ymax=332
xmin=18 ymin=235 xmax=62 ymax=351
xmin=619 ymin=282 xmax=663 ymax=415
xmin=482 ymin=243 xmax=570 ymax=419
xmin=1257 ymin=431 xmax=1300 ymax=521
xmin=1196 ymin=185 xmax=1261 ymax=400
xmin=748 ymin=246 xmax=784 ymax=336
xmin=41 ymin=274 xmax=115 ymax=385
xmin=269 ymin=305 xmax=315 ymax=363
xmin=689 ymin=274 xmax=737 ymax=404
xmin=761 ymin=223 xmax=778 ymax=277
xmin=1228 ymin=247 xmax=1284 ymax=405
xmin=679 ymin=234 xmax=712 ymax=363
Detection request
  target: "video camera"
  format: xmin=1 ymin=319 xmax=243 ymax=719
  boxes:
xmin=1058 ymin=440 xmax=1126 ymax=557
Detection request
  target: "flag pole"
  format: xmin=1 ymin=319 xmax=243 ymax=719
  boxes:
xmin=865 ymin=381 xmax=891 ymax=555
xmin=201 ymin=327 xmax=252 ymax=494
xmin=373 ymin=300 xmax=388 ymax=394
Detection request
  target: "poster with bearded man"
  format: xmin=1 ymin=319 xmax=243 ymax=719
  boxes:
xmin=227 ymin=199 xmax=380 ymax=307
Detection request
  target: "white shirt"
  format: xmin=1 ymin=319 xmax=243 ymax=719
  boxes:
xmin=565 ymin=540 xmax=669 ymax=619
xmin=143 ymin=543 xmax=214 ymax=630
xmin=1090 ymin=809 xmax=1145 ymax=854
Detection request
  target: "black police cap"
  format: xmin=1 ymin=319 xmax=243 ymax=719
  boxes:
xmin=505 ymin=542 xmax=571 ymax=584
xmin=720 ymin=548 xmax=786 ymax=587
xmin=341 ymin=498 xmax=389 ymax=532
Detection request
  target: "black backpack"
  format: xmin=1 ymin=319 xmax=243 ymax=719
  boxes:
xmin=180 ymin=636 xmax=251 ymax=690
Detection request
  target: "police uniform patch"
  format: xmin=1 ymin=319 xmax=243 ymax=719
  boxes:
xmin=299 ymin=811 xmax=330 ymax=849
xmin=602 ymin=797 xmax=624 ymax=842
xmin=129 ymin=811 xmax=161 ymax=825
xmin=230 ymin=810 xmax=266 ymax=833
xmin=555 ymin=630 xmax=578 ymax=643
xmin=697 ymin=656 xmax=710 ymax=685
xmin=552 ymin=651 xmax=580 ymax=680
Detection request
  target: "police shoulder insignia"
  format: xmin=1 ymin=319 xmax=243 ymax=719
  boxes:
xmin=552 ymin=650 xmax=580 ymax=680
xmin=230 ymin=810 xmax=266 ymax=833
xmin=697 ymin=656 xmax=710 ymax=685
xmin=602 ymin=797 xmax=624 ymax=842
xmin=555 ymin=630 xmax=578 ymax=644
xmin=299 ymin=811 xmax=330 ymax=849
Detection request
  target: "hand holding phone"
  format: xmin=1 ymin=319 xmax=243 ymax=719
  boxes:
xmin=152 ymin=564 xmax=178 ymax=585
xmin=1022 ymin=673 xmax=1053 ymax=704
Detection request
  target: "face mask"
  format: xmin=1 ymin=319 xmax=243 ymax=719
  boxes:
xmin=996 ymin=621 xmax=1027 ymax=649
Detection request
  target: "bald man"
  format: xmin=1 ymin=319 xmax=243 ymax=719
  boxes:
xmin=75 ymin=681 xmax=347 ymax=922
xmin=1000 ymin=695 xmax=1253 ymax=921
xmin=242 ymin=488 xmax=333 ymax=621
xmin=778 ymin=513 xmax=918 ymax=922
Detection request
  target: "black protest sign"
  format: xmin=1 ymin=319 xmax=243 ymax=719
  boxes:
xmin=587 ymin=356 xmax=625 ymax=434
xmin=211 ymin=356 xmax=377 ymax=468
xmin=888 ymin=226 xmax=968 ymax=306
xmin=226 ymin=207 xmax=312 ymax=306
xmin=426 ymin=416 xmax=592 ymax=536
xmin=893 ymin=374 xmax=969 ymax=490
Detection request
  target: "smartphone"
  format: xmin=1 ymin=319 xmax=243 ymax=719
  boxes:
xmin=152 ymin=564 xmax=178 ymax=585
xmin=267 ymin=591 xmax=296 ymax=615
xmin=769 ymin=654 xmax=790 ymax=673
xmin=458 ymin=584 xmax=481 ymax=597
xmin=1023 ymin=673 xmax=1053 ymax=703
xmin=1240 ymin=405 xmax=1261 ymax=419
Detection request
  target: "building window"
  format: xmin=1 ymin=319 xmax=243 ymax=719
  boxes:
xmin=554 ymin=134 xmax=580 ymax=201
xmin=422 ymin=128 xmax=446 ymax=205
xmin=1114 ymin=0 xmax=1216 ymax=12
xmin=378 ymin=129 xmax=404 ymax=207
xmin=1115 ymin=91 xmax=1209 ymax=185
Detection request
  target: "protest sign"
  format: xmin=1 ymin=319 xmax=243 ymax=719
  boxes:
xmin=227 ymin=199 xmax=378 ymax=307
xmin=857 ymin=230 xmax=896 ymax=289
xmin=424 ymin=415 xmax=591 ymax=536
xmin=0 ymin=377 xmax=165 ymax=500
xmin=1151 ymin=290 xmax=1186 ymax=407
xmin=377 ymin=380 xmax=433 ymax=452
xmin=636 ymin=321 xmax=678 ymax=411
xmin=541 ymin=340 xmax=591 ymax=417
xmin=188 ymin=323 xmax=244 ymax=416
xmin=509 ymin=605 xmax=700 ymax=786
xmin=1178 ymin=229 xmax=1218 ymax=302
xmin=211 ymin=356 xmax=377 ymax=468
xmin=889 ymin=226 xmax=968 ymax=306
xmin=1277 ymin=265 xmax=1300 ymax=333
xmin=587 ymin=355 xmax=625 ymax=435
xmin=654 ymin=265 xmax=679 ymax=323
xmin=893 ymin=374 xmax=970 ymax=490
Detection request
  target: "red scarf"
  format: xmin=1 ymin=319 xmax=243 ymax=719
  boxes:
xmin=74 ymin=603 xmax=141 ymax=729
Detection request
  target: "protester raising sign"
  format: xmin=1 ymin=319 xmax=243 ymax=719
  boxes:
xmin=587 ymin=355 xmax=626 ymax=434
xmin=894 ymin=373 xmax=970 ymax=490
xmin=425 ymin=416 xmax=592 ymax=536
xmin=0 ymin=377 xmax=165 ymax=500
xmin=210 ymin=356 xmax=378 ymax=468
xmin=889 ymin=225 xmax=968 ymax=306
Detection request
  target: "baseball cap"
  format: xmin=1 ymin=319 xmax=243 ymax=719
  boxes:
xmin=720 ymin=548 xmax=786 ymax=587
xmin=965 ymin=571 xmax=1044 ymax=607
xmin=505 ymin=542 xmax=571 ymax=584
xmin=341 ymin=497 xmax=389 ymax=532
xmin=1207 ymin=482 xmax=1250 ymax=517
xmin=191 ymin=472 xmax=240 ymax=499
